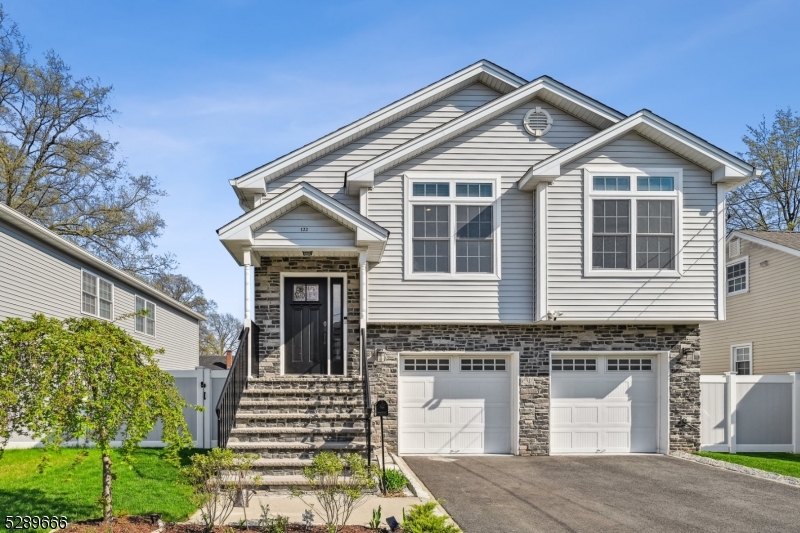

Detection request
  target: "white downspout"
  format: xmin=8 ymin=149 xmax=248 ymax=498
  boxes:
xmin=359 ymin=250 xmax=367 ymax=378
xmin=243 ymin=249 xmax=252 ymax=377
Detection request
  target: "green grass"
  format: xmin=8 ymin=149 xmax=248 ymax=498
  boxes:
xmin=0 ymin=447 xmax=201 ymax=532
xmin=695 ymin=452 xmax=800 ymax=478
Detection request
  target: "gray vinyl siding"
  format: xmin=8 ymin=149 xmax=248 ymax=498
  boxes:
xmin=547 ymin=132 xmax=718 ymax=321
xmin=367 ymin=99 xmax=599 ymax=323
xmin=265 ymin=83 xmax=502 ymax=210
xmin=0 ymin=220 xmax=200 ymax=370
xmin=254 ymin=204 xmax=354 ymax=247
xmin=701 ymin=239 xmax=800 ymax=375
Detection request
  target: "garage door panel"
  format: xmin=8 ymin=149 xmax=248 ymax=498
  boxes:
xmin=399 ymin=357 xmax=511 ymax=455
xmin=551 ymin=355 xmax=660 ymax=454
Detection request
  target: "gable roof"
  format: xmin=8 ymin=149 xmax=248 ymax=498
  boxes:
xmin=519 ymin=110 xmax=758 ymax=190
xmin=218 ymin=182 xmax=389 ymax=264
xmin=0 ymin=203 xmax=206 ymax=321
xmin=344 ymin=75 xmax=627 ymax=193
xmin=730 ymin=230 xmax=800 ymax=258
xmin=230 ymin=60 xmax=527 ymax=199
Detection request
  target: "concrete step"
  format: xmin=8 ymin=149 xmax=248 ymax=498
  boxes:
xmin=231 ymin=426 xmax=365 ymax=436
xmin=235 ymin=413 xmax=366 ymax=428
xmin=243 ymin=387 xmax=363 ymax=397
xmin=239 ymin=399 xmax=363 ymax=408
xmin=229 ymin=441 xmax=369 ymax=459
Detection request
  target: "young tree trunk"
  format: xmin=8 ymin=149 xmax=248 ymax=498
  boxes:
xmin=102 ymin=452 xmax=113 ymax=522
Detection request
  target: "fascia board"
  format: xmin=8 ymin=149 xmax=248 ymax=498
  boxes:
xmin=0 ymin=204 xmax=206 ymax=321
xmin=731 ymin=231 xmax=800 ymax=259
xmin=232 ymin=61 xmax=526 ymax=192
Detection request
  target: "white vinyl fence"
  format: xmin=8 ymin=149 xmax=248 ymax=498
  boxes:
xmin=6 ymin=367 xmax=228 ymax=449
xmin=701 ymin=373 xmax=800 ymax=453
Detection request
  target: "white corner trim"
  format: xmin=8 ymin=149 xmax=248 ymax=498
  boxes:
xmin=535 ymin=182 xmax=548 ymax=321
xmin=717 ymin=184 xmax=727 ymax=320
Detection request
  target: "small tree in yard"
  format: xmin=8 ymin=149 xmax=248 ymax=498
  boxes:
xmin=0 ymin=314 xmax=196 ymax=522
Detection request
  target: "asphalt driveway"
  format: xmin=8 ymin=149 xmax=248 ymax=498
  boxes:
xmin=403 ymin=455 xmax=800 ymax=533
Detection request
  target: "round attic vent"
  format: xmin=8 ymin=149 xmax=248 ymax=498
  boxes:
xmin=523 ymin=107 xmax=553 ymax=137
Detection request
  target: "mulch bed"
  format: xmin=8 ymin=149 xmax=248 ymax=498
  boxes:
xmin=64 ymin=516 xmax=381 ymax=532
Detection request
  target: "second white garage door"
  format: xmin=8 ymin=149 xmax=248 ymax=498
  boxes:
xmin=550 ymin=354 xmax=661 ymax=454
xmin=398 ymin=355 xmax=512 ymax=454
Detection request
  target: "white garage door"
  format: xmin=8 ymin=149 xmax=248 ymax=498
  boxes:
xmin=551 ymin=355 xmax=660 ymax=454
xmin=399 ymin=355 xmax=512 ymax=454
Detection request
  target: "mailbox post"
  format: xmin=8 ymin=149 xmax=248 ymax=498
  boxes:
xmin=375 ymin=399 xmax=389 ymax=495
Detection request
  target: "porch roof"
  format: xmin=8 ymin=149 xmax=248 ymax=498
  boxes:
xmin=217 ymin=182 xmax=389 ymax=266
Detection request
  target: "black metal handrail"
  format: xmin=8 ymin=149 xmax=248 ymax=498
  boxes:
xmin=216 ymin=325 xmax=250 ymax=449
xmin=360 ymin=327 xmax=373 ymax=467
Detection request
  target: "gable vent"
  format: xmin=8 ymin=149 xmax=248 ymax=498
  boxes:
xmin=728 ymin=239 xmax=741 ymax=258
xmin=523 ymin=106 xmax=553 ymax=137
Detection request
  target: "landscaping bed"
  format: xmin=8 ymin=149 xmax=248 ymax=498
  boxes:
xmin=64 ymin=518 xmax=380 ymax=532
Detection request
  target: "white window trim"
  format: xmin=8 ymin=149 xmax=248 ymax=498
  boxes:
xmin=135 ymin=295 xmax=157 ymax=337
xmin=80 ymin=269 xmax=114 ymax=320
xmin=403 ymin=172 xmax=502 ymax=281
xmin=583 ymin=166 xmax=683 ymax=278
xmin=730 ymin=342 xmax=753 ymax=375
xmin=726 ymin=256 xmax=749 ymax=296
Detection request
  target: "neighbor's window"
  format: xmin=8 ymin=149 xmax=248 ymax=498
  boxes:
xmin=408 ymin=177 xmax=499 ymax=277
xmin=589 ymin=171 xmax=679 ymax=273
xmin=135 ymin=296 xmax=156 ymax=336
xmin=81 ymin=271 xmax=113 ymax=320
xmin=727 ymin=259 xmax=748 ymax=295
xmin=731 ymin=344 xmax=752 ymax=375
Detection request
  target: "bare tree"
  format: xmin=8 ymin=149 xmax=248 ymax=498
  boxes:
xmin=149 ymin=273 xmax=213 ymax=314
xmin=0 ymin=6 xmax=174 ymax=277
xmin=728 ymin=108 xmax=800 ymax=231
xmin=202 ymin=312 xmax=243 ymax=357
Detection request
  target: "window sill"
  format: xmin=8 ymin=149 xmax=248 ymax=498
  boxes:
xmin=403 ymin=272 xmax=502 ymax=281
xmin=583 ymin=269 xmax=682 ymax=279
xmin=727 ymin=289 xmax=749 ymax=297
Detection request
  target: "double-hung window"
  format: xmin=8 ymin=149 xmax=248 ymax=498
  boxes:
xmin=585 ymin=169 xmax=681 ymax=276
xmin=731 ymin=343 xmax=752 ymax=375
xmin=135 ymin=296 xmax=156 ymax=336
xmin=81 ymin=270 xmax=113 ymax=319
xmin=406 ymin=174 xmax=500 ymax=279
xmin=727 ymin=258 xmax=748 ymax=295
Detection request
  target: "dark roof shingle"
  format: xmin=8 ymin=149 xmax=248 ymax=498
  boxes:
xmin=738 ymin=230 xmax=800 ymax=252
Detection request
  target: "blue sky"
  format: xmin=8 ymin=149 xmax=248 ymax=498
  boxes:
xmin=5 ymin=0 xmax=799 ymax=317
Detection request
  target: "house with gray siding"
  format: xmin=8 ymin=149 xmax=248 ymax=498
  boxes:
xmin=701 ymin=231 xmax=800 ymax=375
xmin=0 ymin=202 xmax=205 ymax=370
xmin=215 ymin=60 xmax=758 ymax=485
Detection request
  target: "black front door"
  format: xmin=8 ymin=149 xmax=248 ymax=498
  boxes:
xmin=284 ymin=278 xmax=328 ymax=374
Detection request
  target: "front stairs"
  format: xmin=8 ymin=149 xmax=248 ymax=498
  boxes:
xmin=226 ymin=376 xmax=371 ymax=489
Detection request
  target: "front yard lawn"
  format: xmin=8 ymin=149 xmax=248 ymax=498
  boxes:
xmin=696 ymin=452 xmax=800 ymax=478
xmin=0 ymin=448 xmax=200 ymax=532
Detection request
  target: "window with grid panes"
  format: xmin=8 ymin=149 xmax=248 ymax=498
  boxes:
xmin=408 ymin=178 xmax=498 ymax=276
xmin=727 ymin=260 xmax=747 ymax=295
xmin=135 ymin=296 xmax=156 ymax=336
xmin=589 ymin=172 xmax=678 ymax=272
xmin=81 ymin=271 xmax=113 ymax=319
xmin=732 ymin=345 xmax=752 ymax=375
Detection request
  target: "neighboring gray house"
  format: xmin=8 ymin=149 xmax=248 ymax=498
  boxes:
xmin=701 ymin=231 xmax=800 ymax=375
xmin=214 ymin=60 xmax=758 ymax=485
xmin=0 ymin=202 xmax=205 ymax=370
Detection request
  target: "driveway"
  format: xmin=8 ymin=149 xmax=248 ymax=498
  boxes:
xmin=403 ymin=455 xmax=800 ymax=533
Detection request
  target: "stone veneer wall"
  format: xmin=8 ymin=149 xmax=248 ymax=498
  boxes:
xmin=253 ymin=257 xmax=361 ymax=376
xmin=366 ymin=324 xmax=700 ymax=456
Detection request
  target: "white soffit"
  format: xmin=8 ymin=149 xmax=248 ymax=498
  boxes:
xmin=345 ymin=76 xmax=627 ymax=193
xmin=519 ymin=110 xmax=758 ymax=191
xmin=217 ymin=182 xmax=389 ymax=265
xmin=230 ymin=60 xmax=527 ymax=197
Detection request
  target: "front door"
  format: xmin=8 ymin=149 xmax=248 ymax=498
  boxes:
xmin=284 ymin=278 xmax=328 ymax=374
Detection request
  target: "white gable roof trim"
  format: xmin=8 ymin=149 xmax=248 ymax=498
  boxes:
xmin=230 ymin=60 xmax=527 ymax=197
xmin=519 ymin=110 xmax=758 ymax=191
xmin=727 ymin=231 xmax=800 ymax=259
xmin=344 ymin=76 xmax=627 ymax=194
xmin=218 ymin=182 xmax=389 ymax=265
xmin=0 ymin=203 xmax=206 ymax=321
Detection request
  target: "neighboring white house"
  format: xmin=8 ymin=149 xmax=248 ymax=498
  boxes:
xmin=216 ymin=59 xmax=758 ymax=465
xmin=701 ymin=230 xmax=800 ymax=375
xmin=0 ymin=202 xmax=205 ymax=370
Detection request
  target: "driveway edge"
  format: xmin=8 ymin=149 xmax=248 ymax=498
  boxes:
xmin=671 ymin=451 xmax=800 ymax=488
